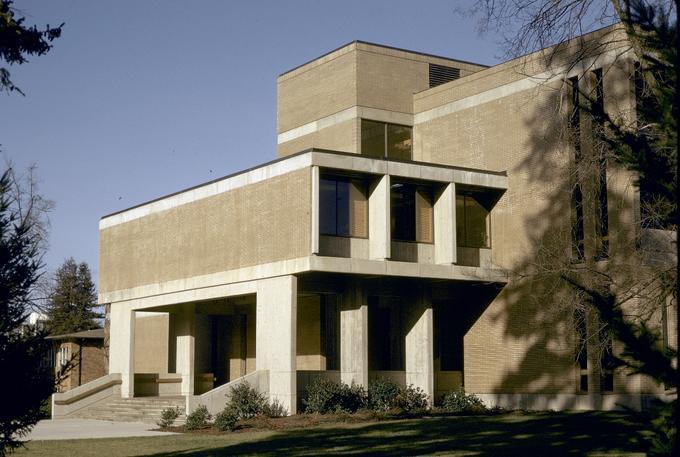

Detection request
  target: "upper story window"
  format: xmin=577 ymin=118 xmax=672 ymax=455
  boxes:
xmin=361 ymin=120 xmax=412 ymax=161
xmin=391 ymin=182 xmax=433 ymax=243
xmin=320 ymin=175 xmax=368 ymax=237
xmin=456 ymin=191 xmax=491 ymax=248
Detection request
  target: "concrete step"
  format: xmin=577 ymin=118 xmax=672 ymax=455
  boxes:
xmin=72 ymin=395 xmax=187 ymax=424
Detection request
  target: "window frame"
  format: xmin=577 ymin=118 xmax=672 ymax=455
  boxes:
xmin=319 ymin=174 xmax=369 ymax=239
xmin=456 ymin=191 xmax=492 ymax=249
xmin=360 ymin=119 xmax=413 ymax=161
xmin=390 ymin=181 xmax=434 ymax=244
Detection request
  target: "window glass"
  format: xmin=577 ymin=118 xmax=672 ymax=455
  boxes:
xmin=361 ymin=120 xmax=385 ymax=158
xmin=361 ymin=120 xmax=412 ymax=160
xmin=391 ymin=183 xmax=416 ymax=242
xmin=386 ymin=124 xmax=412 ymax=160
xmin=456 ymin=193 xmax=490 ymax=248
xmin=320 ymin=176 xmax=367 ymax=237
xmin=336 ymin=180 xmax=350 ymax=236
xmin=466 ymin=197 xmax=489 ymax=248
xmin=320 ymin=178 xmax=338 ymax=235
xmin=391 ymin=183 xmax=433 ymax=242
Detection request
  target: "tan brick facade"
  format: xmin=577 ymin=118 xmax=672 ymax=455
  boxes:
xmin=99 ymin=168 xmax=312 ymax=295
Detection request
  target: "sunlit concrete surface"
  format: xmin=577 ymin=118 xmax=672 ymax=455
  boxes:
xmin=23 ymin=419 xmax=177 ymax=441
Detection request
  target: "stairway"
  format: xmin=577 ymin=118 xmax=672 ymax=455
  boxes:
xmin=72 ymin=396 xmax=186 ymax=425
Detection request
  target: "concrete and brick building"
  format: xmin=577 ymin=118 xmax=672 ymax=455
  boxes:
xmin=52 ymin=25 xmax=675 ymax=419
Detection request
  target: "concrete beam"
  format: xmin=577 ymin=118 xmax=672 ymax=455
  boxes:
xmin=256 ymin=275 xmax=297 ymax=414
xmin=109 ymin=304 xmax=135 ymax=398
xmin=369 ymin=174 xmax=391 ymax=260
xmin=434 ymin=182 xmax=457 ymax=264
xmin=340 ymin=283 xmax=369 ymax=387
xmin=405 ymin=290 xmax=434 ymax=406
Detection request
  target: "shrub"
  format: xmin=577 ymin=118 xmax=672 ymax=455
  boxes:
xmin=228 ymin=382 xmax=267 ymax=419
xmin=157 ymin=406 xmax=181 ymax=428
xmin=396 ymin=384 xmax=428 ymax=412
xmin=440 ymin=387 xmax=487 ymax=414
xmin=185 ymin=404 xmax=212 ymax=430
xmin=367 ymin=378 xmax=401 ymax=411
xmin=262 ymin=398 xmax=287 ymax=418
xmin=214 ymin=407 xmax=239 ymax=432
xmin=304 ymin=377 xmax=367 ymax=414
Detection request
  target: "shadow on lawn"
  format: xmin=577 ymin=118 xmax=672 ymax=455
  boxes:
xmin=140 ymin=412 xmax=645 ymax=456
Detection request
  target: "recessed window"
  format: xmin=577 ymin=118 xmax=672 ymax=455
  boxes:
xmin=320 ymin=176 xmax=368 ymax=237
xmin=361 ymin=120 xmax=412 ymax=160
xmin=391 ymin=182 xmax=433 ymax=243
xmin=456 ymin=192 xmax=491 ymax=248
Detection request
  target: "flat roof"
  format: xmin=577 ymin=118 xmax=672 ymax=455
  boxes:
xmin=101 ymin=148 xmax=507 ymax=221
xmin=279 ymin=40 xmax=489 ymax=77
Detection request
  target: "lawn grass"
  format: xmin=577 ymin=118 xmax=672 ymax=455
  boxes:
xmin=17 ymin=411 xmax=647 ymax=456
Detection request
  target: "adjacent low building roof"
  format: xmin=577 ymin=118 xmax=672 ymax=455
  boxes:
xmin=46 ymin=328 xmax=105 ymax=340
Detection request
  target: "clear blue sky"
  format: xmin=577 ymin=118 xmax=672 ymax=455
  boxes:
xmin=1 ymin=0 xmax=503 ymax=285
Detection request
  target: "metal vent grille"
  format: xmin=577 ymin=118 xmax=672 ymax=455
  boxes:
xmin=429 ymin=63 xmax=461 ymax=88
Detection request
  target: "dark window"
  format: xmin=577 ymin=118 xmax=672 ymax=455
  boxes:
xmin=575 ymin=308 xmax=588 ymax=392
xmin=361 ymin=119 xmax=412 ymax=160
xmin=456 ymin=192 xmax=490 ymax=248
xmin=593 ymin=69 xmax=609 ymax=260
xmin=361 ymin=120 xmax=386 ymax=159
xmin=320 ymin=176 xmax=368 ymax=237
xmin=391 ymin=183 xmax=433 ymax=242
xmin=600 ymin=332 xmax=615 ymax=393
xmin=434 ymin=304 xmax=463 ymax=371
xmin=387 ymin=124 xmax=412 ymax=160
xmin=320 ymin=295 xmax=340 ymax=370
xmin=368 ymin=297 xmax=403 ymax=371
xmin=569 ymin=76 xmax=585 ymax=262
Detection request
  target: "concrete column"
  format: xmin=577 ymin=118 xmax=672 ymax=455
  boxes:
xmin=340 ymin=283 xmax=368 ymax=387
xmin=434 ymin=182 xmax=457 ymax=264
xmin=256 ymin=275 xmax=297 ymax=414
xmin=109 ymin=303 xmax=135 ymax=398
xmin=174 ymin=304 xmax=196 ymax=396
xmin=405 ymin=290 xmax=434 ymax=406
xmin=311 ymin=165 xmax=320 ymax=255
xmin=369 ymin=174 xmax=391 ymax=260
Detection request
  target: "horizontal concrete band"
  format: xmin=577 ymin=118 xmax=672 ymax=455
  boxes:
xmin=414 ymin=47 xmax=633 ymax=124
xmin=277 ymin=106 xmax=414 ymax=144
xmin=100 ymin=150 xmax=507 ymax=229
xmin=99 ymin=255 xmax=507 ymax=308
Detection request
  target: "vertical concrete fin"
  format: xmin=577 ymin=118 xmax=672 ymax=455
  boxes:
xmin=369 ymin=174 xmax=391 ymax=260
xmin=256 ymin=275 xmax=298 ymax=414
xmin=311 ymin=166 xmax=320 ymax=255
xmin=434 ymin=182 xmax=457 ymax=264
xmin=174 ymin=303 xmax=196 ymax=397
xmin=340 ymin=282 xmax=369 ymax=387
xmin=110 ymin=304 xmax=135 ymax=398
xmin=405 ymin=288 xmax=434 ymax=406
